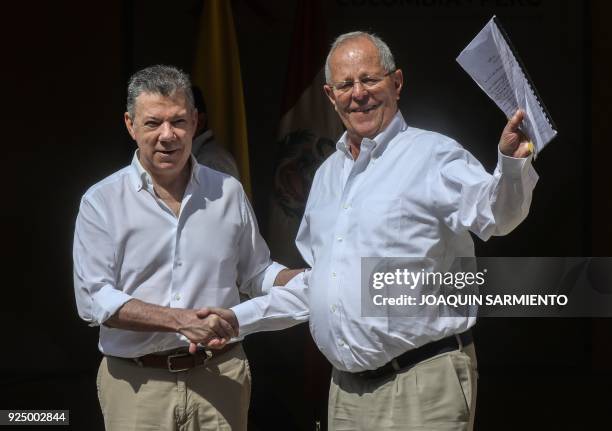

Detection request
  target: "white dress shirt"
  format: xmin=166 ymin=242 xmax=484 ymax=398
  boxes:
xmin=73 ymin=152 xmax=284 ymax=358
xmin=233 ymin=111 xmax=538 ymax=372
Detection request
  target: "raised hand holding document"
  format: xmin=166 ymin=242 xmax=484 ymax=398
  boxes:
xmin=457 ymin=16 xmax=557 ymax=157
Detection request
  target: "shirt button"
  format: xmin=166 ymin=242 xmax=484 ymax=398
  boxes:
xmin=337 ymin=236 xmax=343 ymax=242
xmin=176 ymin=261 xmax=183 ymax=267
xmin=343 ymin=204 xmax=351 ymax=210
xmin=332 ymin=272 xmax=337 ymax=278
xmin=174 ymin=294 xmax=181 ymax=301
xmin=331 ymin=304 xmax=337 ymax=313
xmin=338 ymin=339 xmax=345 ymax=347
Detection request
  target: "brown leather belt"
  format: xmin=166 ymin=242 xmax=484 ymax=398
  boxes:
xmin=131 ymin=343 xmax=238 ymax=372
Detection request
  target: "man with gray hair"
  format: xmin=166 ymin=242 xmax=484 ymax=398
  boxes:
xmin=222 ymin=31 xmax=538 ymax=430
xmin=73 ymin=64 xmax=299 ymax=430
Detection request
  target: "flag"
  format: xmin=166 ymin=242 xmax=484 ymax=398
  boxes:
xmin=268 ymin=0 xmax=344 ymax=268
xmin=192 ymin=0 xmax=251 ymax=196
xmin=267 ymin=0 xmax=343 ymax=426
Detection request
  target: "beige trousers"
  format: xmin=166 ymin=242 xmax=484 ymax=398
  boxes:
xmin=97 ymin=345 xmax=251 ymax=431
xmin=328 ymin=343 xmax=478 ymax=431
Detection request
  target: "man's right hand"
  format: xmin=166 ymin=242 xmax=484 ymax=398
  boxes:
xmin=191 ymin=307 xmax=238 ymax=351
xmin=104 ymin=299 xmax=239 ymax=354
xmin=177 ymin=309 xmax=237 ymax=353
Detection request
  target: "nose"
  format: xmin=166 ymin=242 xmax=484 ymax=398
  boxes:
xmin=159 ymin=121 xmax=175 ymax=141
xmin=351 ymin=81 xmax=368 ymax=100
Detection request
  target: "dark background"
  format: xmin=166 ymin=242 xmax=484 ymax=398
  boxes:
xmin=1 ymin=0 xmax=611 ymax=429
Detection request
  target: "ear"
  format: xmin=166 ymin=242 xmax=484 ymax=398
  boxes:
xmin=323 ymin=84 xmax=338 ymax=111
xmin=124 ymin=112 xmax=137 ymax=140
xmin=393 ymin=69 xmax=404 ymax=100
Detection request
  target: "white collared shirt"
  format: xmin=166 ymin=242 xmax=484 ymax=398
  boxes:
xmin=233 ymin=111 xmax=538 ymax=372
xmin=73 ymin=152 xmax=284 ymax=358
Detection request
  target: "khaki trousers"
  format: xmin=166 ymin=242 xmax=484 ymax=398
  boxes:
xmin=329 ymin=343 xmax=477 ymax=431
xmin=97 ymin=345 xmax=251 ymax=431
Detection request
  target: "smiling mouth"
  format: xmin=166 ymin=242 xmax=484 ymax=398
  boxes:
xmin=350 ymin=104 xmax=380 ymax=114
xmin=158 ymin=149 xmax=179 ymax=155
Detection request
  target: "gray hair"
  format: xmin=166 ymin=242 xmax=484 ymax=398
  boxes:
xmin=324 ymin=31 xmax=396 ymax=83
xmin=126 ymin=65 xmax=195 ymax=118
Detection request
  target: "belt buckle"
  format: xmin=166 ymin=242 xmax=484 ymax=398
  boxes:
xmin=166 ymin=352 xmax=192 ymax=373
xmin=166 ymin=350 xmax=212 ymax=372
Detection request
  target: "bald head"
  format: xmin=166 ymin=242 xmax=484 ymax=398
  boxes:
xmin=325 ymin=31 xmax=396 ymax=84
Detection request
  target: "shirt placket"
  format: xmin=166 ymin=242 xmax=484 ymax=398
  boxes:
xmin=329 ymin=140 xmax=375 ymax=367
xmin=169 ymin=181 xmax=195 ymax=308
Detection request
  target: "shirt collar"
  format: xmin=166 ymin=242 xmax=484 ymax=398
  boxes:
xmin=335 ymin=110 xmax=408 ymax=160
xmin=129 ymin=150 xmax=201 ymax=192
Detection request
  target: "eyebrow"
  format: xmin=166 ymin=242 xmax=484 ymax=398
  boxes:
xmin=334 ymin=71 xmax=383 ymax=81
xmin=142 ymin=113 xmax=188 ymax=122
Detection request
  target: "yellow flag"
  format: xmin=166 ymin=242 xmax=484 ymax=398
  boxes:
xmin=192 ymin=0 xmax=251 ymax=196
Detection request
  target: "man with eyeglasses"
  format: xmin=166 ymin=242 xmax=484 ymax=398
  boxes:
xmin=215 ymin=31 xmax=538 ymax=430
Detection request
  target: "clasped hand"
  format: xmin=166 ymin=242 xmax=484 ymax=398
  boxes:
xmin=178 ymin=307 xmax=238 ymax=354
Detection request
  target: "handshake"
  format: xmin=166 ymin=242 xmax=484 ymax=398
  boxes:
xmin=178 ymin=307 xmax=238 ymax=354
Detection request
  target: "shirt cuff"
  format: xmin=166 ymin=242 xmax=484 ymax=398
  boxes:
xmin=231 ymin=270 xmax=309 ymax=338
xmin=497 ymin=147 xmax=534 ymax=179
xmin=261 ymin=261 xmax=287 ymax=295
xmin=231 ymin=299 xmax=263 ymax=339
xmin=90 ymin=286 xmax=134 ymax=327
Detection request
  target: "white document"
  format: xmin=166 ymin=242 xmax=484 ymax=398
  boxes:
xmin=457 ymin=16 xmax=557 ymax=155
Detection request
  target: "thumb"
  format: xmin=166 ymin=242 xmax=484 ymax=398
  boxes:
xmin=189 ymin=342 xmax=198 ymax=354
xmin=209 ymin=307 xmax=238 ymax=332
xmin=505 ymin=109 xmax=524 ymax=133
xmin=195 ymin=307 xmax=211 ymax=318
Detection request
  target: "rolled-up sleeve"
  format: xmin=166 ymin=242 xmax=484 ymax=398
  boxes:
xmin=73 ymin=196 xmax=132 ymax=326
